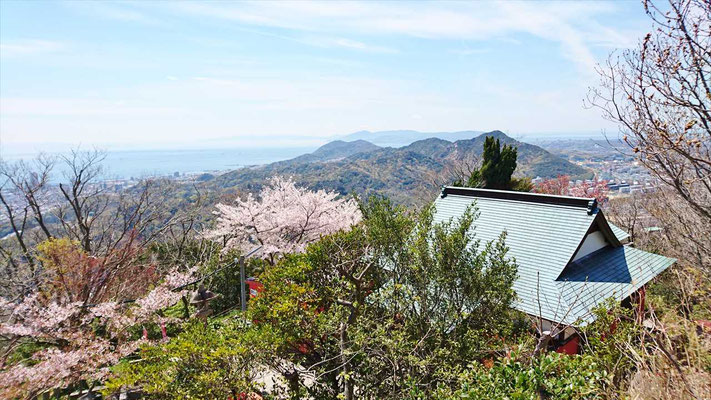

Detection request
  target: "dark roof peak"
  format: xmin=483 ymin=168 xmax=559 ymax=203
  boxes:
xmin=440 ymin=186 xmax=597 ymax=213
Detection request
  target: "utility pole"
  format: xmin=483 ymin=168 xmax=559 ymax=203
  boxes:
xmin=237 ymin=247 xmax=261 ymax=313
xmin=238 ymin=256 xmax=246 ymax=312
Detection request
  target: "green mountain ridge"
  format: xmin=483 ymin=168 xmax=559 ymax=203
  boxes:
xmin=211 ymin=130 xmax=591 ymax=204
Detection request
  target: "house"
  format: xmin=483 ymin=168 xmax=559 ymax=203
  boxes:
xmin=433 ymin=186 xmax=675 ymax=351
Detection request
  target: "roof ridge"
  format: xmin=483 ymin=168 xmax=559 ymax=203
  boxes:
xmin=441 ymin=186 xmax=597 ymax=212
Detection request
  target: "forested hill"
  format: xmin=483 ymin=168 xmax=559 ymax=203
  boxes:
xmin=286 ymin=139 xmax=380 ymax=163
xmin=210 ymin=130 xmax=591 ymax=204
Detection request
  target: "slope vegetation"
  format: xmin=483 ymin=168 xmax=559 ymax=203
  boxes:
xmin=211 ymin=131 xmax=591 ymax=204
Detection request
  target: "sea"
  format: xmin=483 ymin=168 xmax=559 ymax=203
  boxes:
xmin=1 ymin=146 xmax=317 ymax=181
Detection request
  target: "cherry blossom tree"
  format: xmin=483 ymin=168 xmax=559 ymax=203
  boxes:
xmin=0 ymin=238 xmax=198 ymax=398
xmin=204 ymin=176 xmax=362 ymax=263
xmin=534 ymin=175 xmax=610 ymax=204
xmin=589 ymin=0 xmax=710 ymax=224
xmin=533 ymin=175 xmax=570 ymax=196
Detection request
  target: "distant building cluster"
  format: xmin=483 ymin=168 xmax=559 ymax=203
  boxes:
xmin=572 ymin=155 xmax=659 ymax=196
xmin=606 ymin=181 xmax=658 ymax=195
xmin=99 ymin=169 xmax=229 ymax=189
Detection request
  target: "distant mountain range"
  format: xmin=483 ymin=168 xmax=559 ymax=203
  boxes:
xmin=287 ymin=140 xmax=381 ymax=163
xmin=210 ymin=130 xmax=591 ymax=205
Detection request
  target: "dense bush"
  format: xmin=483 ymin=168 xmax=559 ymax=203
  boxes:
xmin=438 ymin=351 xmax=609 ymax=400
xmin=243 ymin=197 xmax=522 ymax=398
xmin=104 ymin=319 xmax=276 ymax=399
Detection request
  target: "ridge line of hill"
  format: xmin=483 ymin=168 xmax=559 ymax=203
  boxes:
xmin=209 ymin=130 xmax=591 ymax=205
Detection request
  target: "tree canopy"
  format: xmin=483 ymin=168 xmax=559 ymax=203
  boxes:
xmin=480 ymin=136 xmax=518 ymax=189
xmin=203 ymin=176 xmax=362 ymax=264
xmin=456 ymin=135 xmax=532 ymax=191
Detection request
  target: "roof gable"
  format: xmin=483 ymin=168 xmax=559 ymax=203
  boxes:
xmin=558 ymin=211 xmax=623 ymax=279
xmin=432 ymin=186 xmax=674 ymax=325
xmin=434 ymin=187 xmax=600 ymax=322
xmin=435 ymin=187 xmax=604 ymax=278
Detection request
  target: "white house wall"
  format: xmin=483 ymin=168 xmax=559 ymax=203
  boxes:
xmin=572 ymin=231 xmax=608 ymax=261
xmin=534 ymin=318 xmax=578 ymax=340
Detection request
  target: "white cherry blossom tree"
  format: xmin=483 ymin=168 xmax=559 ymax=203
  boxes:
xmin=204 ymin=176 xmax=362 ymax=263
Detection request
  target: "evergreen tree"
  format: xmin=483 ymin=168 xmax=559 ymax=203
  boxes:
xmin=479 ymin=136 xmax=518 ymax=189
xmin=459 ymin=135 xmax=531 ymax=191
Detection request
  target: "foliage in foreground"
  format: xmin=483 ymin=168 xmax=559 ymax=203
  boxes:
xmin=438 ymin=351 xmax=609 ymax=400
xmin=104 ymin=196 xmax=522 ymax=399
xmin=0 ymin=238 xmax=198 ymax=399
xmin=101 ymin=189 xmax=711 ymax=400
xmin=243 ymin=197 xmax=522 ymax=399
xmin=102 ymin=280 xmax=711 ymax=400
xmin=437 ymin=287 xmax=711 ymax=400
xmin=104 ymin=319 xmax=276 ymax=399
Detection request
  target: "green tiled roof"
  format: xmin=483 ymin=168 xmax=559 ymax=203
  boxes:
xmin=432 ymin=186 xmax=674 ymax=325
xmin=608 ymin=222 xmax=631 ymax=242
xmin=556 ymin=246 xmax=675 ymax=324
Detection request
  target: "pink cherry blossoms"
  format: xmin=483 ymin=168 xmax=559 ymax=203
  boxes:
xmin=0 ymin=266 xmax=197 ymax=398
xmin=534 ymin=175 xmax=610 ymax=204
xmin=204 ymin=176 xmax=362 ymax=261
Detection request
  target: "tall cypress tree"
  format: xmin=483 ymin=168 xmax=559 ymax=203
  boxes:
xmin=456 ymin=135 xmax=531 ymax=191
xmin=479 ymin=136 xmax=517 ymax=189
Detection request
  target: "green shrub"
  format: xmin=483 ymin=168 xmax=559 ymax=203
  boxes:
xmin=441 ymin=351 xmax=609 ymax=399
xmin=104 ymin=319 xmax=274 ymax=399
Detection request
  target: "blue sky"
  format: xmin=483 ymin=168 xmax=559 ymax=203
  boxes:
xmin=0 ymin=1 xmax=653 ymax=154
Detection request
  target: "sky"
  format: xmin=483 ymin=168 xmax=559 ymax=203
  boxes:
xmin=0 ymin=1 xmax=654 ymax=154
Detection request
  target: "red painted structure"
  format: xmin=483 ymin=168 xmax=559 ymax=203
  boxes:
xmin=246 ymin=278 xmax=264 ymax=298
xmin=552 ymin=286 xmax=649 ymax=355
xmin=555 ymin=335 xmax=580 ymax=355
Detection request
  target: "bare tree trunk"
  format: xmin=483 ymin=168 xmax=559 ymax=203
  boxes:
xmin=532 ymin=331 xmax=552 ymax=358
xmin=0 ymin=191 xmax=34 ymax=269
xmin=26 ymin=192 xmax=53 ymax=241
xmin=59 ymin=182 xmax=92 ymax=253
xmin=340 ymin=321 xmax=353 ymax=400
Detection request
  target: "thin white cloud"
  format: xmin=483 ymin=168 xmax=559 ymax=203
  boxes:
xmin=58 ymin=1 xmax=638 ymax=72
xmin=65 ymin=2 xmax=164 ymax=25
xmin=165 ymin=1 xmax=636 ymax=74
xmin=0 ymin=39 xmax=65 ymax=57
xmin=299 ymin=36 xmax=398 ymax=54
xmin=449 ymin=48 xmax=490 ymax=56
